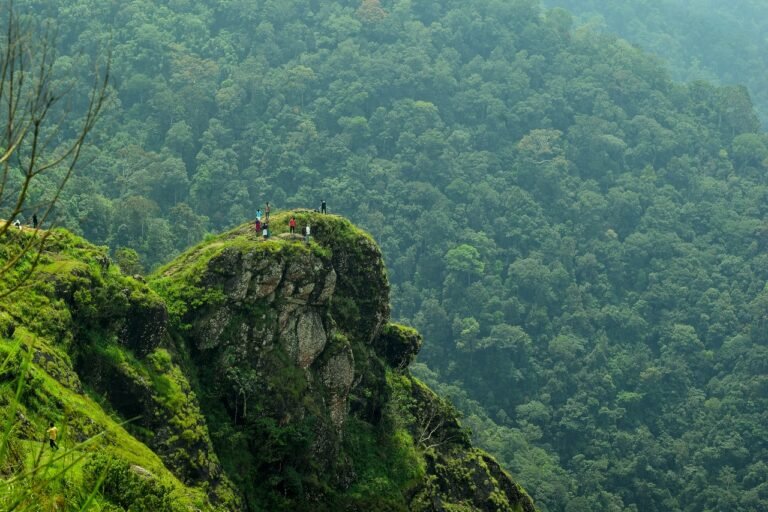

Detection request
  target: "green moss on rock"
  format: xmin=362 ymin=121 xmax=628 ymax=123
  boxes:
xmin=1 ymin=216 xmax=535 ymax=511
xmin=375 ymin=323 xmax=423 ymax=370
xmin=0 ymin=226 xmax=238 ymax=511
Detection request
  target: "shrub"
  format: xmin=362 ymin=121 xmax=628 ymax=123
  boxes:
xmin=83 ymin=453 xmax=184 ymax=512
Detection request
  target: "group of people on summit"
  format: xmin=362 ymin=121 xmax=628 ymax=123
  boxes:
xmin=10 ymin=213 xmax=38 ymax=230
xmin=253 ymin=200 xmax=327 ymax=243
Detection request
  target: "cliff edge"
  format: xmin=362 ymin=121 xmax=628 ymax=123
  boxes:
xmin=0 ymin=212 xmax=536 ymax=511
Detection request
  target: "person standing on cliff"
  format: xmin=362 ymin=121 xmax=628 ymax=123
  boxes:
xmin=46 ymin=423 xmax=59 ymax=450
xmin=289 ymin=216 xmax=296 ymax=234
xmin=265 ymin=202 xmax=271 ymax=221
xmin=254 ymin=219 xmax=261 ymax=234
xmin=304 ymin=224 xmax=311 ymax=244
xmin=256 ymin=209 xmax=262 ymax=221
xmin=321 ymin=200 xmax=327 ymax=214
xmin=33 ymin=213 xmax=38 ymax=229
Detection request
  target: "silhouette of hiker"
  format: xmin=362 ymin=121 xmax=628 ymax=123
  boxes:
xmin=46 ymin=423 xmax=59 ymax=450
xmin=33 ymin=214 xmax=38 ymax=229
xmin=321 ymin=200 xmax=327 ymax=214
xmin=265 ymin=202 xmax=271 ymax=221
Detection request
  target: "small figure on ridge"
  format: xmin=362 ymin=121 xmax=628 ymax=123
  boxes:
xmin=46 ymin=422 xmax=59 ymax=450
xmin=289 ymin=216 xmax=296 ymax=234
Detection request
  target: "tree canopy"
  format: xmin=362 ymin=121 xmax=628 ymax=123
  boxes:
xmin=544 ymin=0 xmax=768 ymax=128
xmin=5 ymin=0 xmax=768 ymax=510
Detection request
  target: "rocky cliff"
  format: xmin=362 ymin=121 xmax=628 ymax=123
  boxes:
xmin=0 ymin=212 xmax=536 ymax=511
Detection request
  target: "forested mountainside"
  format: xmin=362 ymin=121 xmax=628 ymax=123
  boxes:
xmin=0 ymin=213 xmax=535 ymax=511
xmin=542 ymin=0 xmax=768 ymax=127
xmin=4 ymin=0 xmax=768 ymax=510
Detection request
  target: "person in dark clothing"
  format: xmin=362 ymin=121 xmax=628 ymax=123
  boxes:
xmin=254 ymin=219 xmax=261 ymax=233
xmin=263 ymin=222 xmax=269 ymax=240
xmin=321 ymin=200 xmax=327 ymax=214
xmin=289 ymin=216 xmax=296 ymax=234
xmin=32 ymin=214 xmax=38 ymax=229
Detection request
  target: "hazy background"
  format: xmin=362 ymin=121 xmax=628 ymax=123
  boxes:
xmin=544 ymin=0 xmax=768 ymax=127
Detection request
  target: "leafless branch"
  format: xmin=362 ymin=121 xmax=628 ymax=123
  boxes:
xmin=415 ymin=400 xmax=458 ymax=451
xmin=0 ymin=1 xmax=110 ymax=297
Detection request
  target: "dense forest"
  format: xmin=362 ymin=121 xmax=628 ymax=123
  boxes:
xmin=543 ymin=0 xmax=768 ymax=127
xmin=5 ymin=0 xmax=768 ymax=510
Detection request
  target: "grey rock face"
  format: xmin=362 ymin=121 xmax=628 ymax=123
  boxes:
xmin=296 ymin=311 xmax=327 ymax=369
xmin=280 ymin=309 xmax=328 ymax=369
xmin=197 ymin=306 xmax=232 ymax=350
xmin=188 ymin=244 xmax=358 ymax=435
xmin=320 ymin=342 xmax=355 ymax=430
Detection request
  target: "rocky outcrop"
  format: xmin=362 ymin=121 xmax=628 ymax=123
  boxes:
xmin=415 ymin=448 xmax=536 ymax=512
xmin=119 ymin=299 xmax=168 ymax=357
xmin=374 ymin=322 xmax=423 ymax=369
xmin=157 ymin=225 xmax=377 ymax=488
xmin=150 ymin=212 xmax=537 ymax=511
xmin=0 ymin=222 xmax=240 ymax=510
xmin=1 ymin=213 xmax=535 ymax=512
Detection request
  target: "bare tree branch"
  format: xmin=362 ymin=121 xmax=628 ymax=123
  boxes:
xmin=0 ymin=1 xmax=110 ymax=298
xmin=415 ymin=399 xmax=459 ymax=451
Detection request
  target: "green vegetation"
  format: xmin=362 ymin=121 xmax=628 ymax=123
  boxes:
xmin=543 ymin=0 xmax=768 ymax=127
xmin=0 ymin=227 xmax=232 ymax=510
xmin=83 ymin=454 xmax=185 ymax=512
xmin=2 ymin=0 xmax=768 ymax=510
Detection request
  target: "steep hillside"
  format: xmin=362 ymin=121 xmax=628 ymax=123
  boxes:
xmin=0 ymin=213 xmax=536 ymax=511
xmin=0 ymin=225 xmax=237 ymax=510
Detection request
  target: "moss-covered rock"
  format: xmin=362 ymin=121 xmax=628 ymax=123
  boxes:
xmin=1 ymin=214 xmax=535 ymax=511
xmin=412 ymin=448 xmax=536 ymax=512
xmin=375 ymin=323 xmax=423 ymax=370
xmin=150 ymin=212 xmax=535 ymax=511
xmin=0 ymin=227 xmax=239 ymax=511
